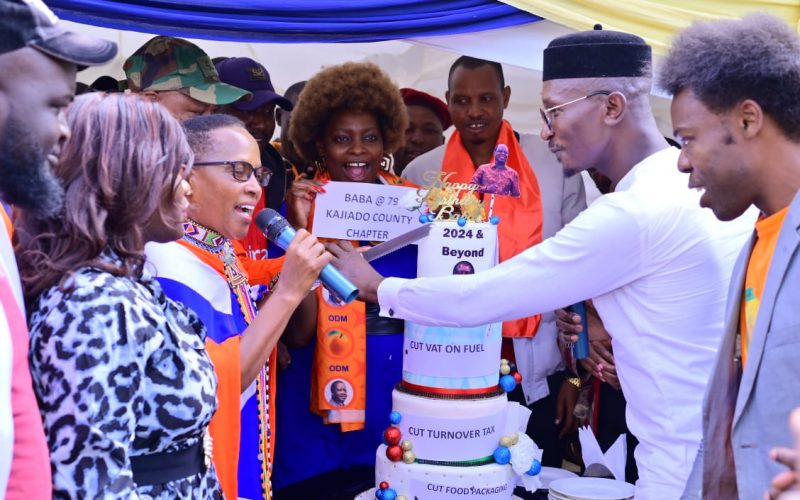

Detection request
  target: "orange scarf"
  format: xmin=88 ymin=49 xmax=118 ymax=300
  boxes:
xmin=177 ymin=239 xmax=278 ymax=500
xmin=309 ymin=170 xmax=415 ymax=431
xmin=442 ymin=120 xmax=543 ymax=338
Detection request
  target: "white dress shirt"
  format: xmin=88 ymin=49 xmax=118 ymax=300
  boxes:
xmin=379 ymin=148 xmax=755 ymax=499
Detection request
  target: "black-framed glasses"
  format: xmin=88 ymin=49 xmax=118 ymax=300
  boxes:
xmin=540 ymin=91 xmax=611 ymax=131
xmin=193 ymin=160 xmax=273 ymax=185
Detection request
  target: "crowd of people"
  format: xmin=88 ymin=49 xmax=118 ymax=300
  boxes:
xmin=2 ymin=0 xmax=800 ymax=499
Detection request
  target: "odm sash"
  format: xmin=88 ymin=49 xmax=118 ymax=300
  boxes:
xmin=309 ymin=170 xmax=415 ymax=431
xmin=441 ymin=120 xmax=543 ymax=338
xmin=310 ymin=283 xmax=368 ymax=431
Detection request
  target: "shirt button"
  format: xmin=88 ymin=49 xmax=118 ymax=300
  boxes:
xmin=388 ymin=308 xmax=394 ymax=317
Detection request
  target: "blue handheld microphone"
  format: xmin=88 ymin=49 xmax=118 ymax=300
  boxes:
xmin=569 ymin=301 xmax=590 ymax=360
xmin=255 ymin=208 xmax=359 ymax=304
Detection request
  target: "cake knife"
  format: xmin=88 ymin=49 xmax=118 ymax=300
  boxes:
xmin=362 ymin=223 xmax=432 ymax=262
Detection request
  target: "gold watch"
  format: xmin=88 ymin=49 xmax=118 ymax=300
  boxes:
xmin=566 ymin=377 xmax=582 ymax=389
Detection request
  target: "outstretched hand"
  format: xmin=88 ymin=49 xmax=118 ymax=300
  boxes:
xmin=326 ymin=241 xmax=385 ymax=303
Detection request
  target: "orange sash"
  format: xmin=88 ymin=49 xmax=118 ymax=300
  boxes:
xmin=310 ymin=285 xmax=368 ymax=431
xmin=309 ymin=170 xmax=415 ymax=431
xmin=177 ymin=239 xmax=278 ymax=500
xmin=442 ymin=120 xmax=543 ymax=338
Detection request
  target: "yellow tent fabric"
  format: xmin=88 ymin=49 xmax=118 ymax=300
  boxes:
xmin=499 ymin=1 xmax=800 ymax=54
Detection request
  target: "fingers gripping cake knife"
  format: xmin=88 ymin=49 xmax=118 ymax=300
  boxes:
xmin=357 ymin=170 xmax=543 ymax=500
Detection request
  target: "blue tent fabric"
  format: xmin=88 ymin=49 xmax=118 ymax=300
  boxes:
xmin=46 ymin=0 xmax=542 ymax=43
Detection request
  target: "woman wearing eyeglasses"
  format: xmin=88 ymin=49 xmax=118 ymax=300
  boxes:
xmin=145 ymin=113 xmax=331 ymax=500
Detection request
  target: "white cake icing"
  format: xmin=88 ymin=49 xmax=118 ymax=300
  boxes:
xmin=405 ymin=221 xmax=502 ymax=390
xmin=364 ymin=220 xmax=542 ymax=499
xmin=372 ymin=445 xmax=517 ymax=499
xmin=392 ymin=389 xmax=508 ymax=462
xmin=402 ymin=321 xmax=502 ymax=390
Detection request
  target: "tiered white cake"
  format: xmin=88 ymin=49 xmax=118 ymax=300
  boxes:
xmin=360 ymin=221 xmax=542 ymax=500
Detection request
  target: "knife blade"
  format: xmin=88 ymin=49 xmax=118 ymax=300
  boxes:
xmin=362 ymin=223 xmax=432 ymax=262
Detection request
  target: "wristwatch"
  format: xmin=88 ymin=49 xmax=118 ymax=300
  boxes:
xmin=566 ymin=377 xmax=582 ymax=389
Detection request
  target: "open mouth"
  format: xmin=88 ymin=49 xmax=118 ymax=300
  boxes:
xmin=344 ymin=162 xmax=369 ymax=181
xmin=236 ymin=204 xmax=255 ymax=218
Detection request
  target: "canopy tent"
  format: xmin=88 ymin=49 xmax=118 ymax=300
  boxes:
xmin=501 ymin=0 xmax=800 ymax=55
xmin=63 ymin=19 xmax=681 ymax=139
xmin=52 ymin=0 xmax=795 ymax=138
xmin=47 ymin=1 xmax=544 ymax=42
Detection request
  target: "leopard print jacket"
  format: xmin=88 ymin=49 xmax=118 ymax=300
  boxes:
xmin=28 ymin=254 xmax=222 ymax=499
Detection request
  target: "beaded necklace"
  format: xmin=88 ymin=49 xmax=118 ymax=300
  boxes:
xmin=182 ymin=219 xmax=273 ymax=498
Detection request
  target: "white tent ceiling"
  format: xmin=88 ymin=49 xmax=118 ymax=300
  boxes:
xmin=63 ymin=19 xmax=674 ymax=138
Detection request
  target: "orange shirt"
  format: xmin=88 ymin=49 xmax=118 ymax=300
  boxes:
xmin=740 ymin=207 xmax=789 ymax=367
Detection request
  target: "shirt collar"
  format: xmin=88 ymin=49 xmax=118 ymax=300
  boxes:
xmin=614 ymin=147 xmax=680 ymax=192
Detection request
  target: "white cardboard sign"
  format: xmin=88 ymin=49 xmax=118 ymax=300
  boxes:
xmin=311 ymin=181 xmax=422 ymax=241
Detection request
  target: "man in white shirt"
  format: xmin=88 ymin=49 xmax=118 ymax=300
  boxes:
xmin=330 ymin=26 xmax=754 ymax=500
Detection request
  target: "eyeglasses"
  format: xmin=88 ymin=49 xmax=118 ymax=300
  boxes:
xmin=540 ymin=91 xmax=611 ymax=131
xmin=193 ymin=160 xmax=273 ymax=185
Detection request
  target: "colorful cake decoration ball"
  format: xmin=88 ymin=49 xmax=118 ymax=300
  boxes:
xmin=418 ymin=214 xmax=429 ymax=223
xmin=384 ymin=427 xmax=402 ymax=446
xmin=375 ymin=490 xmax=383 ymax=499
xmin=382 ymin=489 xmax=397 ymax=500
xmin=389 ymin=411 xmax=402 ymax=425
xmin=500 ymin=358 xmax=509 ymax=366
xmin=400 ymin=439 xmax=413 ymax=451
xmin=509 ymin=432 xmax=519 ymax=445
xmin=457 ymin=216 xmax=467 ymax=227
xmin=499 ymin=374 xmax=517 ymax=392
xmin=490 ymin=215 xmax=500 ymax=225
xmin=379 ymin=481 xmax=389 ymax=490
xmin=499 ymin=364 xmax=511 ymax=375
xmin=426 ymin=213 xmax=436 ymax=222
xmin=513 ymin=371 xmax=523 ymax=384
xmin=508 ymin=361 xmax=517 ymax=372
xmin=493 ymin=446 xmax=511 ymax=465
xmin=499 ymin=435 xmax=513 ymax=447
xmin=397 ymin=496 xmax=407 ymax=500
xmin=527 ymin=459 xmax=542 ymax=476
xmin=386 ymin=445 xmax=403 ymax=462
xmin=402 ymin=450 xmax=416 ymax=464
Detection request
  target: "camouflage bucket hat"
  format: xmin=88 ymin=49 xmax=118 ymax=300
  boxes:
xmin=123 ymin=36 xmax=249 ymax=105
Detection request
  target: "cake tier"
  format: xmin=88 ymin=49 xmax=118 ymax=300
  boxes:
xmin=402 ymin=321 xmax=501 ymax=391
xmin=372 ymin=445 xmax=517 ymax=499
xmin=391 ymin=388 xmax=509 ymax=463
xmin=416 ymin=222 xmax=498 ymax=279
xmin=407 ymin=221 xmax=501 ymax=391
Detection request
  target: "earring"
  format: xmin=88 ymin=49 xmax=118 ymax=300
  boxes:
xmin=313 ymin=155 xmax=327 ymax=176
xmin=381 ymin=153 xmax=394 ymax=174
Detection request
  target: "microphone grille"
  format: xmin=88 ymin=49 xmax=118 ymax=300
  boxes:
xmin=255 ymin=208 xmax=290 ymax=243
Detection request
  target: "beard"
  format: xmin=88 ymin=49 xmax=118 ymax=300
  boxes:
xmin=0 ymin=112 xmax=64 ymax=218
